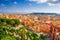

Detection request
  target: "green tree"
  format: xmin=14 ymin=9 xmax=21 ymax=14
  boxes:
xmin=1 ymin=35 xmax=16 ymax=40
xmin=39 ymin=34 xmax=46 ymax=40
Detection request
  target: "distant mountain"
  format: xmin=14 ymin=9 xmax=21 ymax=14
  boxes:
xmin=30 ymin=13 xmax=56 ymax=15
xmin=30 ymin=13 xmax=60 ymax=17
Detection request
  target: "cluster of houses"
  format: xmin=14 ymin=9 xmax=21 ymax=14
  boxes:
xmin=0 ymin=14 xmax=60 ymax=40
xmin=0 ymin=14 xmax=60 ymax=33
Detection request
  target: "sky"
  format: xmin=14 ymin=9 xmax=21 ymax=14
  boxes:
xmin=0 ymin=0 xmax=60 ymax=14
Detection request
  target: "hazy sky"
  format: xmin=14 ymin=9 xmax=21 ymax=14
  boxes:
xmin=0 ymin=0 xmax=60 ymax=13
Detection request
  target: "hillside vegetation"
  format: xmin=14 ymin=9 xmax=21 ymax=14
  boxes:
xmin=0 ymin=18 xmax=46 ymax=40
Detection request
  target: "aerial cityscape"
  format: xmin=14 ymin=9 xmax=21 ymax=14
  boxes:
xmin=0 ymin=0 xmax=60 ymax=40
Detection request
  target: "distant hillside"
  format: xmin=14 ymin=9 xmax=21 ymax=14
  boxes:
xmin=30 ymin=13 xmax=60 ymax=17
xmin=30 ymin=13 xmax=56 ymax=15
